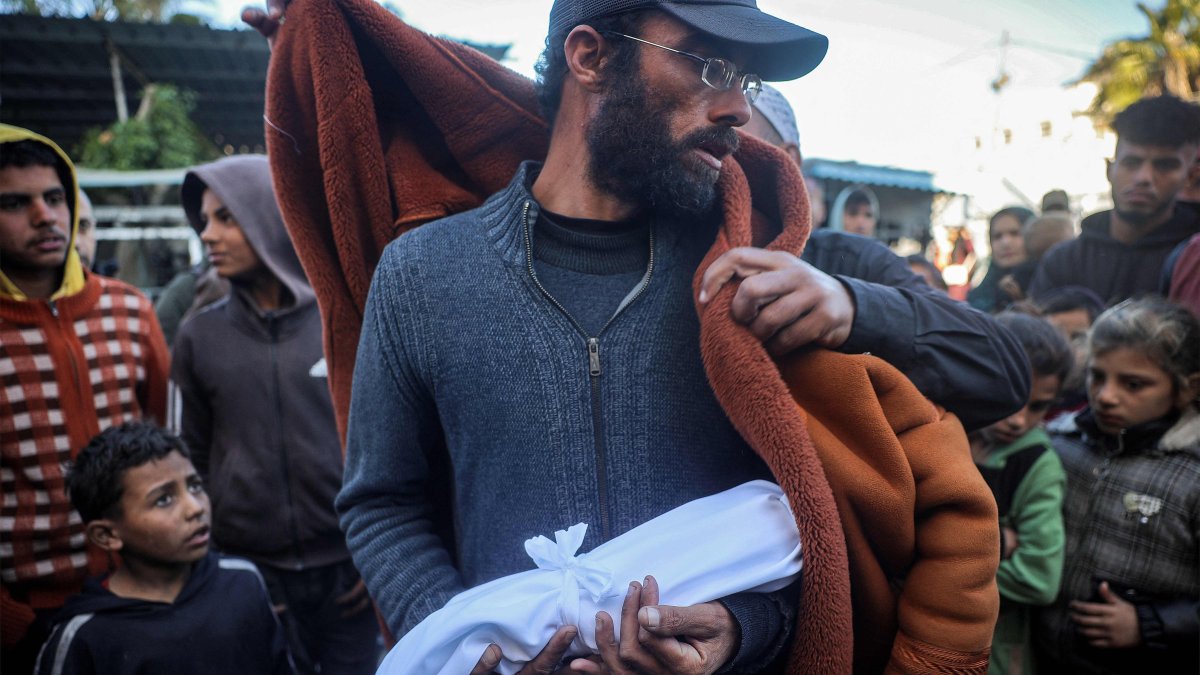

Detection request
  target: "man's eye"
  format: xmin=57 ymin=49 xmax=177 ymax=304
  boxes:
xmin=1125 ymin=380 xmax=1145 ymax=392
xmin=46 ymin=192 xmax=66 ymax=205
xmin=188 ymin=480 xmax=205 ymax=494
xmin=0 ymin=197 xmax=26 ymax=211
xmin=154 ymin=494 xmax=174 ymax=507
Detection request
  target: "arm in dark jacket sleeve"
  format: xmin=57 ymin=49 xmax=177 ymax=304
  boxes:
xmin=803 ymin=233 xmax=1029 ymax=431
xmin=34 ymin=617 xmax=96 ymax=675
xmin=169 ymin=327 xmax=213 ymax=479
xmin=1136 ymin=599 xmax=1199 ymax=653
xmin=716 ymin=578 xmax=799 ymax=672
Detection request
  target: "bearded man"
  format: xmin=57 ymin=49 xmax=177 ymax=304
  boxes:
xmin=270 ymin=0 xmax=1033 ymax=672
xmin=1028 ymin=95 xmax=1200 ymax=305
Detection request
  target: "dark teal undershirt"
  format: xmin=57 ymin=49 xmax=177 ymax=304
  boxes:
xmin=532 ymin=209 xmax=651 ymax=336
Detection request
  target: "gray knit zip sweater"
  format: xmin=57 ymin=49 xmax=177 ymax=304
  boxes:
xmin=339 ymin=163 xmax=789 ymax=664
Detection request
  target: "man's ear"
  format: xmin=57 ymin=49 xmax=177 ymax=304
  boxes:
xmin=564 ymin=25 xmax=612 ymax=94
xmin=1186 ymin=147 xmax=1200 ymax=187
xmin=86 ymin=520 xmax=122 ymax=552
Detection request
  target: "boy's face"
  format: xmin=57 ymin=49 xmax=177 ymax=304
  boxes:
xmin=106 ymin=451 xmax=211 ymax=564
xmin=842 ymin=204 xmax=876 ymax=237
xmin=198 ymin=188 xmax=263 ymax=281
xmin=0 ymin=164 xmax=71 ymax=276
xmin=982 ymin=372 xmax=1062 ymax=446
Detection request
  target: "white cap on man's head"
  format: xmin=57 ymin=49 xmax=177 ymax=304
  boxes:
xmin=752 ymin=84 xmax=799 ymax=149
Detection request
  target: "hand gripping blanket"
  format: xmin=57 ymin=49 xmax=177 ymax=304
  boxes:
xmin=265 ymin=0 xmax=1001 ymax=671
xmin=377 ymin=481 xmax=802 ymax=675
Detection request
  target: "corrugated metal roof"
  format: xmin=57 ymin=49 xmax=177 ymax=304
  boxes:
xmin=806 ymin=159 xmax=952 ymax=194
xmin=0 ymin=14 xmax=511 ymax=157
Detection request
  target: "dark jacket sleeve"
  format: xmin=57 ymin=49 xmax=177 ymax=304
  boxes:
xmin=717 ymin=578 xmax=799 ymax=672
xmin=1026 ymin=243 xmax=1070 ymax=300
xmin=35 ymin=618 xmax=96 ymax=675
xmin=1137 ymin=598 xmax=1200 ymax=653
xmin=801 ymin=231 xmax=1029 ymax=431
xmin=169 ymin=325 xmax=213 ymax=478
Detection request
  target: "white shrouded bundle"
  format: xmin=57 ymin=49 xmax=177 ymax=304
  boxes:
xmin=377 ymin=480 xmax=803 ymax=675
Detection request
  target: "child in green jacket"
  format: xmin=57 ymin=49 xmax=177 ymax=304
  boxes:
xmin=971 ymin=312 xmax=1073 ymax=674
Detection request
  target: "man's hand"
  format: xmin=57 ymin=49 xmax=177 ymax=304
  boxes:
xmin=334 ymin=579 xmax=372 ymax=618
xmin=470 ymin=625 xmax=582 ymax=675
xmin=242 ymin=0 xmax=288 ymax=46
xmin=1069 ymin=582 xmax=1142 ymax=649
xmin=699 ymin=247 xmax=855 ymax=355
xmin=571 ymin=575 xmax=738 ymax=674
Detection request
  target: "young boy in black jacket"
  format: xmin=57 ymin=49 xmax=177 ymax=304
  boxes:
xmin=35 ymin=423 xmax=293 ymax=675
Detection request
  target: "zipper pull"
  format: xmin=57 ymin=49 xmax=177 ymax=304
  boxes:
xmin=587 ymin=338 xmax=601 ymax=377
xmin=48 ymin=299 xmax=58 ymax=317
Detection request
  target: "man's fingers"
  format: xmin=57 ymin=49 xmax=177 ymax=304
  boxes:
xmin=641 ymin=576 xmax=660 ymax=607
xmin=618 ymin=583 xmax=643 ymax=658
xmin=518 ymin=625 xmax=579 ymax=675
xmin=470 ymin=643 xmax=502 ymax=675
xmin=728 ymin=269 xmax=798 ymax=324
xmin=638 ymin=603 xmax=722 ymax=639
xmin=699 ymin=248 xmax=794 ymax=304
xmin=593 ymin=612 xmax=630 ymax=674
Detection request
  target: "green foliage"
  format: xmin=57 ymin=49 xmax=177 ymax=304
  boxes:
xmin=1077 ymin=0 xmax=1200 ymax=127
xmin=76 ymin=85 xmax=218 ymax=169
xmin=0 ymin=0 xmax=210 ymax=23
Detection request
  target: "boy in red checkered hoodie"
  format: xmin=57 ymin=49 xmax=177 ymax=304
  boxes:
xmin=0 ymin=124 xmax=169 ymax=673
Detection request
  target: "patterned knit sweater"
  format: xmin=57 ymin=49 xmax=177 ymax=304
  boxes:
xmin=0 ymin=273 xmax=169 ymax=643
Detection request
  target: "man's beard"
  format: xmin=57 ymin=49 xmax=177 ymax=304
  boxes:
xmin=586 ymin=73 xmax=738 ymax=219
xmin=1114 ymin=199 xmax=1174 ymax=229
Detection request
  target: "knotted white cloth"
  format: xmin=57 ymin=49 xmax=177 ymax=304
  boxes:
xmin=377 ymin=480 xmax=802 ymax=675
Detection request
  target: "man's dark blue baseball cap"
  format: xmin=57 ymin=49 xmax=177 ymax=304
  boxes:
xmin=548 ymin=0 xmax=828 ymax=81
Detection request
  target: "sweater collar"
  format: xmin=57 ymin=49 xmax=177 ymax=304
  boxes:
xmin=482 ymin=161 xmax=704 ymax=275
xmin=1080 ymin=201 xmax=1200 ymax=248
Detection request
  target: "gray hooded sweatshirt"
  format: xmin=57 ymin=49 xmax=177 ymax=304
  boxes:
xmin=170 ymin=155 xmax=348 ymax=571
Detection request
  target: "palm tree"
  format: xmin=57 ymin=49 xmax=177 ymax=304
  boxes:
xmin=1076 ymin=0 xmax=1200 ymax=127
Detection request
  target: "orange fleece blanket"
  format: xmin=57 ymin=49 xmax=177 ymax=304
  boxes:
xmin=265 ymin=0 xmax=999 ymax=671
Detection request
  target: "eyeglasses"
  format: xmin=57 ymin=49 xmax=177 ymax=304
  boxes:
xmin=600 ymin=31 xmax=763 ymax=103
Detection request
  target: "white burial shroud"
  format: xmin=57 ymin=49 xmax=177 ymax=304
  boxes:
xmin=377 ymin=480 xmax=803 ymax=675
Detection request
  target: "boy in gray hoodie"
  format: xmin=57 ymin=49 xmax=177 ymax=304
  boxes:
xmin=168 ymin=156 xmax=377 ymax=675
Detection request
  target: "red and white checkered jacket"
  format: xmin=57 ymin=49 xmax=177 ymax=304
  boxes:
xmin=0 ymin=273 xmax=168 ymax=642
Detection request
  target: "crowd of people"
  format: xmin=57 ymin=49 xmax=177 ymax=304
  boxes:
xmin=2 ymin=0 xmax=1199 ymax=673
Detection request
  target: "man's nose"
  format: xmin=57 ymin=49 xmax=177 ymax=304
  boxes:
xmin=30 ymin=198 xmax=59 ymax=227
xmin=710 ymin=86 xmax=753 ymax=128
xmin=1131 ymin=161 xmax=1155 ymax=185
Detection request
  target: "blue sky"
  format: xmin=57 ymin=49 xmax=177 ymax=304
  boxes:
xmin=211 ymin=0 xmax=1148 ymax=171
